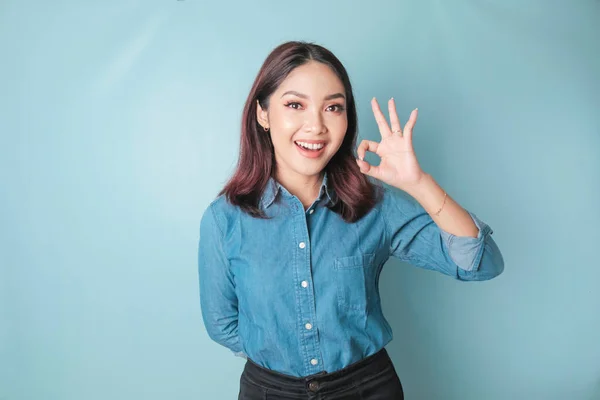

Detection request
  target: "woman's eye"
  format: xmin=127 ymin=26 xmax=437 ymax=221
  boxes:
xmin=328 ymin=104 xmax=345 ymax=112
xmin=285 ymin=102 xmax=302 ymax=110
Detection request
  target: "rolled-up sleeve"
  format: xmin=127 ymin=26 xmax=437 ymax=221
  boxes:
xmin=439 ymin=211 xmax=504 ymax=280
xmin=382 ymin=186 xmax=504 ymax=281
xmin=197 ymin=203 xmax=244 ymax=355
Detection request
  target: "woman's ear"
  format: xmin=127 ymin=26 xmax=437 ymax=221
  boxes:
xmin=256 ymin=99 xmax=269 ymax=130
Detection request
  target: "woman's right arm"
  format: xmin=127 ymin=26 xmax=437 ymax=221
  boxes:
xmin=197 ymin=203 xmax=245 ymax=357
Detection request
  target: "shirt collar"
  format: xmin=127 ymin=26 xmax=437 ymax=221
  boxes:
xmin=261 ymin=171 xmax=337 ymax=210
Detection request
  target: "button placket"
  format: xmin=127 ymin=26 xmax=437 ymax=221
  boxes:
xmin=296 ymin=210 xmax=321 ymax=376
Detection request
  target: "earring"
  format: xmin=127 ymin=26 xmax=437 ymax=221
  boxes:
xmin=264 ymin=126 xmax=269 ymax=132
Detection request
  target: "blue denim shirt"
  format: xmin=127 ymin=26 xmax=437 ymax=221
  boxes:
xmin=197 ymin=172 xmax=504 ymax=377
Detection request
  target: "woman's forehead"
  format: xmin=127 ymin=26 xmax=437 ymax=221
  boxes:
xmin=277 ymin=63 xmax=345 ymax=96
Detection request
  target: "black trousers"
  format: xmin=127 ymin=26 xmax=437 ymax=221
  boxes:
xmin=238 ymin=347 xmax=404 ymax=399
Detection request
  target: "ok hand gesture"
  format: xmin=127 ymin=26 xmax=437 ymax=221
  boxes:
xmin=356 ymin=98 xmax=426 ymax=191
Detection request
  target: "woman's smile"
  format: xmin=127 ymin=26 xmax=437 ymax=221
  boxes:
xmin=294 ymin=140 xmax=327 ymax=158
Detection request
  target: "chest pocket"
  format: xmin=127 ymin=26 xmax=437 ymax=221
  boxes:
xmin=334 ymin=253 xmax=377 ymax=314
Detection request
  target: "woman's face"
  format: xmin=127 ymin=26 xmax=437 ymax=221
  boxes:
xmin=257 ymin=61 xmax=348 ymax=180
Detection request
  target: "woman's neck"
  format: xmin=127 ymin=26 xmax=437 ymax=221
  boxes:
xmin=275 ymin=169 xmax=324 ymax=209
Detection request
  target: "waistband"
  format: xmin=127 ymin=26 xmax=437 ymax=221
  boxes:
xmin=242 ymin=347 xmax=393 ymax=396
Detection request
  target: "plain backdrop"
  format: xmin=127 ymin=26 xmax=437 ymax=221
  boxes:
xmin=1 ymin=1 xmax=599 ymax=399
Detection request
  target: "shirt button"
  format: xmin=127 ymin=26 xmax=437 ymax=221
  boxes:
xmin=301 ymin=281 xmax=308 ymax=288
xmin=310 ymin=358 xmax=318 ymax=365
xmin=299 ymin=242 xmax=306 ymax=249
xmin=309 ymin=209 xmax=314 ymax=214
xmin=305 ymin=322 xmax=312 ymax=330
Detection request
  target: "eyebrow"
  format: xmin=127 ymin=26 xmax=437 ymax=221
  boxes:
xmin=280 ymin=90 xmax=346 ymax=101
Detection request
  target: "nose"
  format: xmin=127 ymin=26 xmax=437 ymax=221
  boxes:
xmin=304 ymin=110 xmax=325 ymax=134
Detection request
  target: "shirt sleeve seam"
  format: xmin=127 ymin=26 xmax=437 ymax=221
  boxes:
xmin=209 ymin=204 xmax=233 ymax=271
xmin=381 ymin=187 xmax=415 ymax=261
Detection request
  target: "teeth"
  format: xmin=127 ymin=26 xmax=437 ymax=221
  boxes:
xmin=296 ymin=141 xmax=324 ymax=150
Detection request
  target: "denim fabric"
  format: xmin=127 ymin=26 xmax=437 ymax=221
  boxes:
xmin=198 ymin=172 xmax=504 ymax=377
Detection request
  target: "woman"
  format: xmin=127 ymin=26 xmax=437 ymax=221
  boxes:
xmin=198 ymin=41 xmax=504 ymax=399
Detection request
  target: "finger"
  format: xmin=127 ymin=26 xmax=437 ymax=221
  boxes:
xmin=356 ymin=139 xmax=379 ymax=161
xmin=356 ymin=158 xmax=382 ymax=180
xmin=388 ymin=98 xmax=402 ymax=134
xmin=371 ymin=97 xmax=392 ymax=137
xmin=403 ymin=108 xmax=418 ymax=141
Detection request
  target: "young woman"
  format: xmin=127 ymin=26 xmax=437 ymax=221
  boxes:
xmin=198 ymin=41 xmax=504 ymax=399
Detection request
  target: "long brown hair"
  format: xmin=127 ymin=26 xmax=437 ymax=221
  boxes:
xmin=219 ymin=41 xmax=382 ymax=223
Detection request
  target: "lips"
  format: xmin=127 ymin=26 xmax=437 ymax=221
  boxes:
xmin=294 ymin=141 xmax=325 ymax=150
xmin=295 ymin=141 xmax=326 ymax=158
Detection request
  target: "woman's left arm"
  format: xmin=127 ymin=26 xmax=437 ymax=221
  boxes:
xmin=382 ymin=183 xmax=504 ymax=281
xmin=356 ymin=97 xmax=504 ymax=280
xmin=402 ymin=174 xmax=505 ymax=280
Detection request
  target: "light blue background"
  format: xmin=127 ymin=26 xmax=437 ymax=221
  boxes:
xmin=1 ymin=1 xmax=599 ymax=399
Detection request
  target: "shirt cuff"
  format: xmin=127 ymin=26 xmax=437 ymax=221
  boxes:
xmin=439 ymin=211 xmax=494 ymax=271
